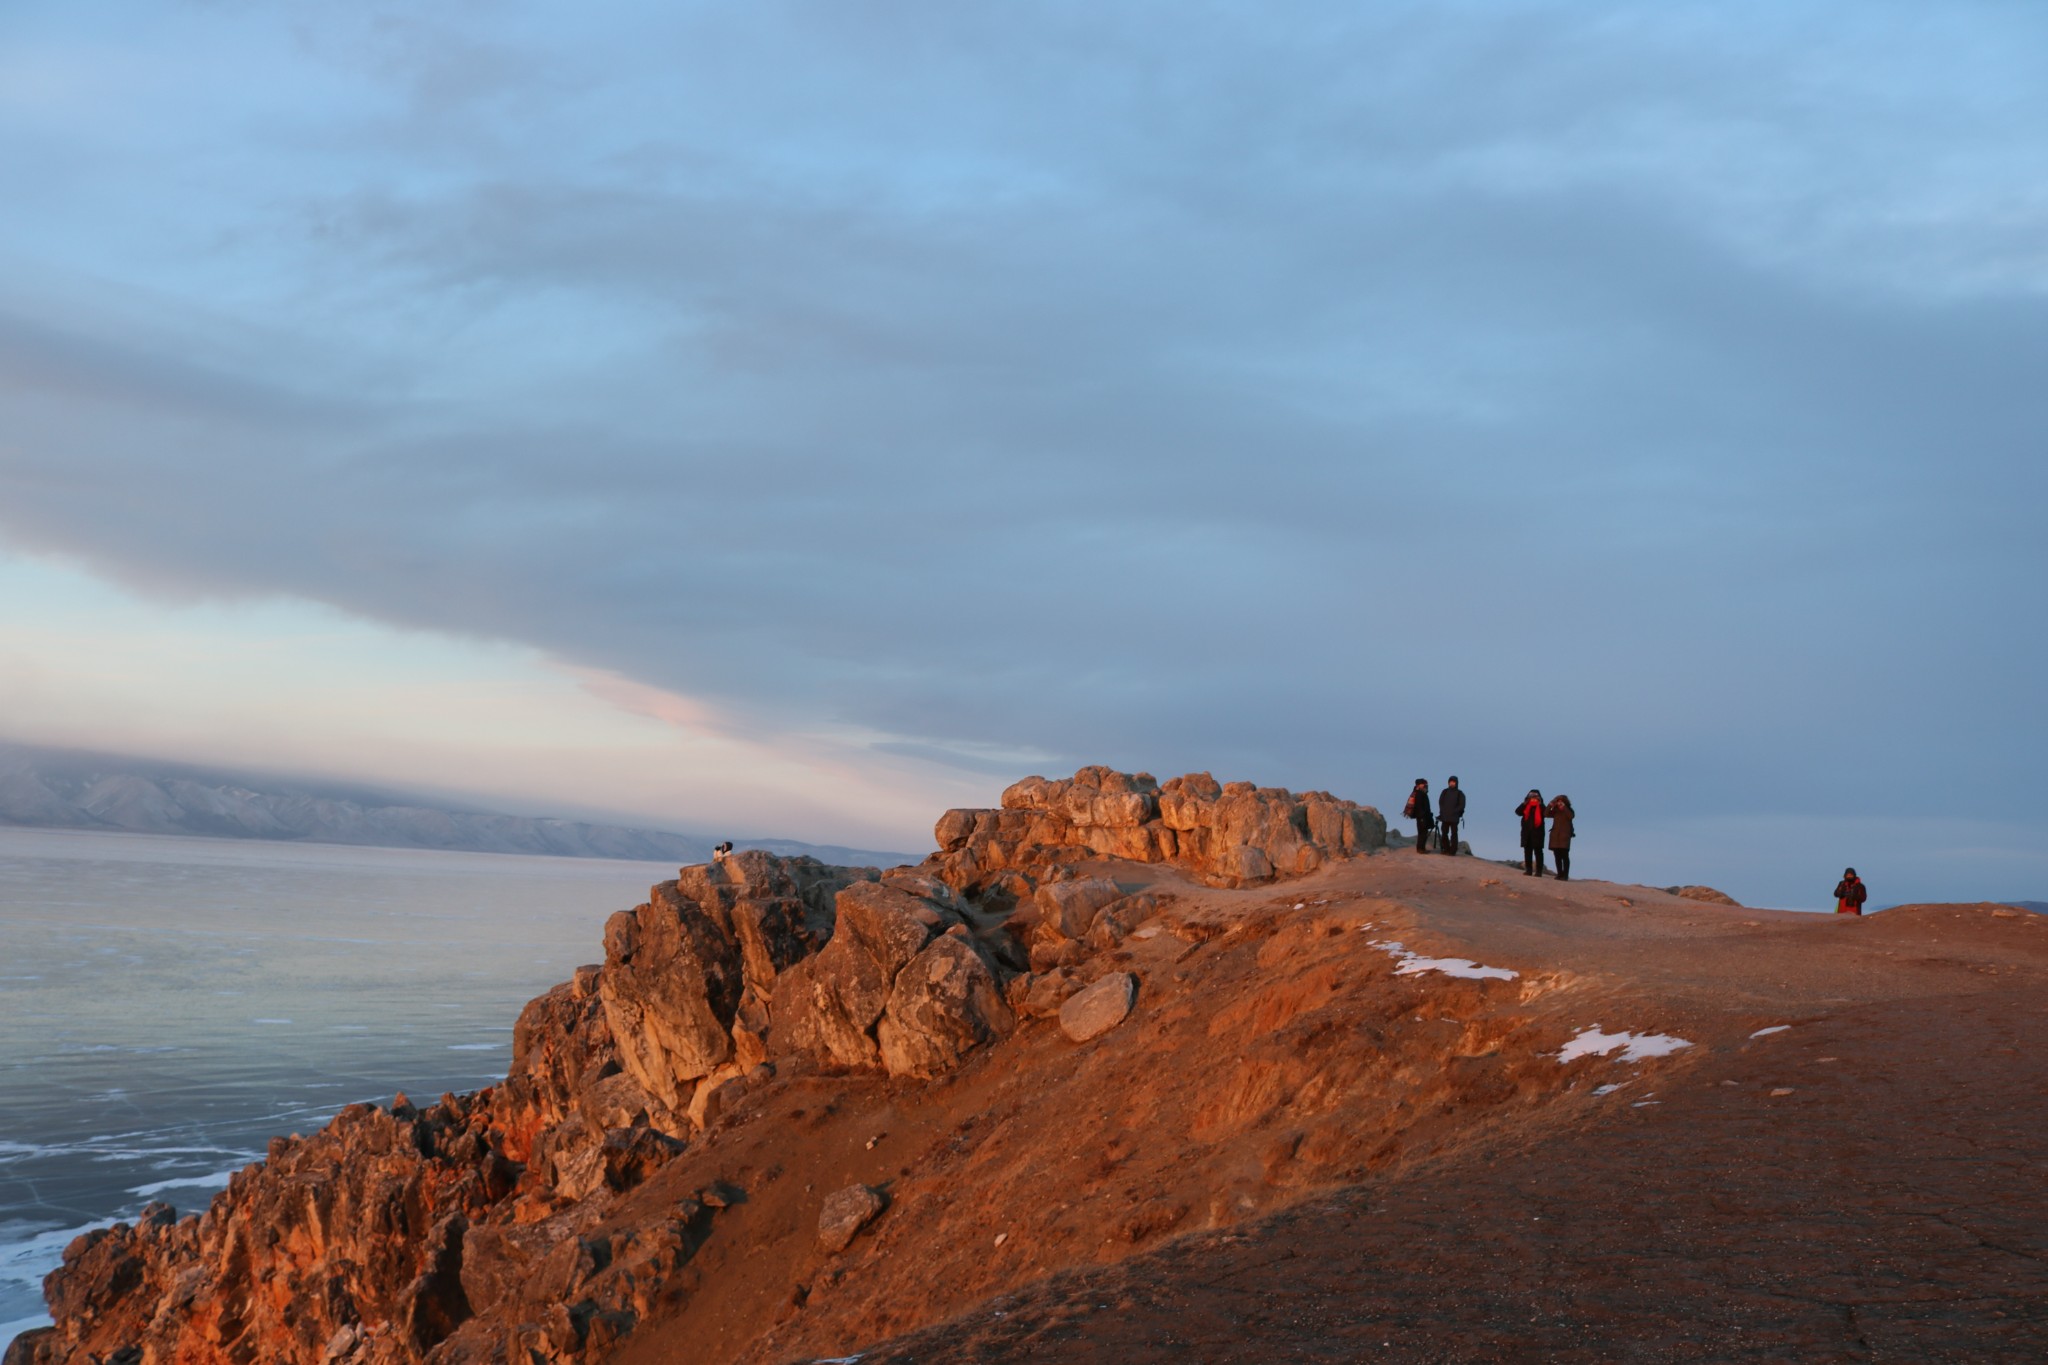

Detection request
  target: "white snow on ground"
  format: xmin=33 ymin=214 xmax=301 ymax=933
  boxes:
xmin=1749 ymin=1025 xmax=1790 ymax=1038
xmin=1366 ymin=940 xmax=1518 ymax=981
xmin=1557 ymin=1026 xmax=1694 ymax=1063
xmin=1592 ymin=1083 xmax=1628 ymax=1096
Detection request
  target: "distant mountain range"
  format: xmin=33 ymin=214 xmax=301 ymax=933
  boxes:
xmin=2005 ymin=901 xmax=2048 ymax=915
xmin=0 ymin=743 xmax=919 ymax=867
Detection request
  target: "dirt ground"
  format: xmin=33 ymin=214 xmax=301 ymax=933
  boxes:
xmin=604 ymin=852 xmax=2048 ymax=1363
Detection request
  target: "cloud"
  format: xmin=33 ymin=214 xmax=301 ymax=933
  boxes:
xmin=1 ymin=1 xmax=2045 ymax=900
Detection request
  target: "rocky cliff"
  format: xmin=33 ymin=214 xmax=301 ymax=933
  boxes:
xmin=7 ymin=768 xmax=1387 ymax=1365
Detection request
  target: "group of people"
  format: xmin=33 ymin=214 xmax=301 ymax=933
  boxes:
xmin=1401 ymin=778 xmax=1871 ymax=906
xmin=1401 ymin=778 xmax=1577 ymax=879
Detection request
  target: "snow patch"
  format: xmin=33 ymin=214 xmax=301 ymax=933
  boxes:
xmin=1557 ymin=1026 xmax=1694 ymax=1063
xmin=1369 ymin=940 xmax=1518 ymax=981
xmin=1749 ymin=1025 xmax=1790 ymax=1038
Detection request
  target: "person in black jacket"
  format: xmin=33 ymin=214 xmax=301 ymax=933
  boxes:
xmin=1517 ymin=789 xmax=1545 ymax=876
xmin=1404 ymin=778 xmax=1434 ymax=853
xmin=1546 ymin=794 xmax=1575 ymax=880
xmin=1437 ymin=777 xmax=1465 ymax=856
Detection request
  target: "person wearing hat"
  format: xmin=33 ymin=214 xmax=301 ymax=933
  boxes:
xmin=1517 ymin=789 xmax=1546 ymax=876
xmin=1545 ymin=794 xmax=1576 ymax=880
xmin=1403 ymin=778 xmax=1434 ymax=853
xmin=1833 ymin=868 xmax=1867 ymax=915
xmin=1437 ymin=777 xmax=1466 ymax=857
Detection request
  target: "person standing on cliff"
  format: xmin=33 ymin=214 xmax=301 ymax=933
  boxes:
xmin=1834 ymin=868 xmax=1867 ymax=915
xmin=1546 ymin=794 xmax=1575 ymax=880
xmin=1518 ymin=790 xmax=1546 ymax=876
xmin=1437 ymin=777 xmax=1465 ymax=856
xmin=1404 ymin=778 xmax=1434 ymax=853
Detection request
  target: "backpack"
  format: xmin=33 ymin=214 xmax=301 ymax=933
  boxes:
xmin=1402 ymin=794 xmax=1417 ymax=818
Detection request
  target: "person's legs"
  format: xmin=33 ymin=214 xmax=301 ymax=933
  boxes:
xmin=1415 ymin=818 xmax=1430 ymax=852
xmin=1440 ymin=820 xmax=1459 ymax=854
xmin=1553 ymin=847 xmax=1569 ymax=880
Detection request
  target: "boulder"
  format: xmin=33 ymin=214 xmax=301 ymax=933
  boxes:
xmin=1018 ymin=968 xmax=1087 ymax=1019
xmin=817 ymin=1184 xmax=887 ymax=1253
xmin=1059 ymin=972 xmax=1138 ymax=1043
xmin=1036 ymin=878 xmax=1126 ymax=939
xmin=1085 ymin=892 xmax=1164 ymax=950
xmin=1668 ymin=885 xmax=1742 ymax=907
xmin=769 ymin=879 xmax=956 ymax=1071
xmin=876 ymin=930 xmax=1016 ymax=1078
xmin=597 ymin=887 xmax=746 ymax=1116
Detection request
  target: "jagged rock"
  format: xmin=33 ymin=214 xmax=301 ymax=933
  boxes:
xmin=930 ymin=766 xmax=1384 ymax=896
xmin=1017 ymin=968 xmax=1087 ymax=1020
xmin=1086 ymin=892 xmax=1164 ymax=950
xmin=1060 ymin=972 xmax=1138 ymax=1042
xmin=1028 ymin=937 xmax=1086 ymax=973
xmin=817 ymin=1185 xmax=887 ymax=1253
xmin=598 ymin=886 xmax=747 ymax=1114
xmin=1037 ymin=877 xmax=1126 ymax=938
xmin=599 ymin=854 xmax=873 ymax=1123
xmin=601 ymin=1125 xmax=686 ymax=1192
xmin=876 ymin=929 xmax=1017 ymax=1078
xmin=770 ymin=878 xmax=959 ymax=1071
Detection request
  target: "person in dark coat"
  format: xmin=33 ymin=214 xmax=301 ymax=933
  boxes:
xmin=1833 ymin=868 xmax=1867 ymax=916
xmin=1546 ymin=795 xmax=1575 ymax=880
xmin=1437 ymin=777 xmax=1465 ymax=856
xmin=1517 ymin=789 xmax=1545 ymax=876
xmin=1404 ymin=778 xmax=1434 ymax=853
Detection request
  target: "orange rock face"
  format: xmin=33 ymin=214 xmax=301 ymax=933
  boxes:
xmin=929 ymin=765 xmax=1385 ymax=895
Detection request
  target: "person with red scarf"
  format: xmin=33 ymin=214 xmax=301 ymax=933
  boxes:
xmin=1517 ymin=789 xmax=1545 ymax=876
xmin=1833 ymin=868 xmax=1867 ymax=915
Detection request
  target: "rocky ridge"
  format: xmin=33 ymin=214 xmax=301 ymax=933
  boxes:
xmin=9 ymin=768 xmax=1387 ymax=1365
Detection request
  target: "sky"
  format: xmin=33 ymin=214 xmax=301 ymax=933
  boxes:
xmin=1 ymin=1 xmax=2044 ymax=906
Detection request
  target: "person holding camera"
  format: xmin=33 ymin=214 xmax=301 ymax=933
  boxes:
xmin=1403 ymin=778 xmax=1435 ymax=853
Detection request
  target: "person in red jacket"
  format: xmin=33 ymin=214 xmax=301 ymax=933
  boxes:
xmin=1834 ymin=868 xmax=1867 ymax=915
xmin=1517 ymin=789 xmax=1545 ymax=876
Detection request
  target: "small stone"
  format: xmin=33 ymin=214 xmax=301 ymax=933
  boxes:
xmin=993 ymin=1232 xmax=1008 ymax=1247
xmin=700 ymin=1180 xmax=744 ymax=1209
xmin=1059 ymin=972 xmax=1137 ymax=1043
xmin=817 ymin=1184 xmax=887 ymax=1253
xmin=1770 ymin=1087 xmax=1795 ymax=1097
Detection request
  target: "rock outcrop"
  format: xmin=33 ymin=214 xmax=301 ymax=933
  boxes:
xmin=10 ymin=768 xmax=1383 ymax=1365
xmin=930 ymin=766 xmax=1384 ymax=900
xmin=1666 ymin=885 xmax=1742 ymax=906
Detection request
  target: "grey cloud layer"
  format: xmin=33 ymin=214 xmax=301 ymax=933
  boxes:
xmin=2 ymin=1 xmax=2044 ymax=898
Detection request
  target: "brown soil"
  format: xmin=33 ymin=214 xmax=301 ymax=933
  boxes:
xmin=590 ymin=855 xmax=2048 ymax=1362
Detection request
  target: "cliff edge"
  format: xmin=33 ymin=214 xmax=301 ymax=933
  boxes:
xmin=15 ymin=769 xmax=2048 ymax=1363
